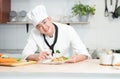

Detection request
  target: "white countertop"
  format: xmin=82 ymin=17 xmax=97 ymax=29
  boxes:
xmin=0 ymin=59 xmax=120 ymax=73
xmin=0 ymin=59 xmax=120 ymax=79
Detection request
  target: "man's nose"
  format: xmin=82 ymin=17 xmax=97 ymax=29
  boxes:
xmin=41 ymin=24 xmax=47 ymax=29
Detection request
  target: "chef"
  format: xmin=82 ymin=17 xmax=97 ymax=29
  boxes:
xmin=22 ymin=5 xmax=91 ymax=63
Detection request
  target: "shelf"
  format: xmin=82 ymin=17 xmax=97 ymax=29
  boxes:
xmin=6 ymin=21 xmax=32 ymax=25
xmin=6 ymin=22 xmax=31 ymax=33
xmin=62 ymin=21 xmax=90 ymax=25
xmin=6 ymin=21 xmax=89 ymax=33
xmin=7 ymin=21 xmax=89 ymax=25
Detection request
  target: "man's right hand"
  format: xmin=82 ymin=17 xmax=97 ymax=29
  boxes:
xmin=26 ymin=52 xmax=50 ymax=61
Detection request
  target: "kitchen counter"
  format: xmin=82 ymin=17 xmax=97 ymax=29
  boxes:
xmin=0 ymin=59 xmax=120 ymax=79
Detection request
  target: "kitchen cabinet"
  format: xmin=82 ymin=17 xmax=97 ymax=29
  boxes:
xmin=0 ymin=0 xmax=11 ymax=23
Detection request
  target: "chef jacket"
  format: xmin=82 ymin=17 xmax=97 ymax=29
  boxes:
xmin=22 ymin=22 xmax=91 ymax=59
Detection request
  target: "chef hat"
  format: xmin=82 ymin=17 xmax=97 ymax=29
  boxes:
xmin=27 ymin=5 xmax=48 ymax=26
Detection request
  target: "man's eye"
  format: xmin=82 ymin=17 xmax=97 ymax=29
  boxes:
xmin=43 ymin=21 xmax=47 ymax=24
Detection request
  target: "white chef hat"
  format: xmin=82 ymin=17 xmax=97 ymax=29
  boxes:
xmin=27 ymin=5 xmax=48 ymax=26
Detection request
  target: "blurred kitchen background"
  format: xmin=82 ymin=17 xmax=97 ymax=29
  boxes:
xmin=0 ymin=0 xmax=120 ymax=57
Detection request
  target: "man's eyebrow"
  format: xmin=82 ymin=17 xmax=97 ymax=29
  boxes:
xmin=42 ymin=19 xmax=47 ymax=23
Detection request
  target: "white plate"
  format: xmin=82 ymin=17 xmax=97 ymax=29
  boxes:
xmin=112 ymin=66 xmax=120 ymax=70
xmin=41 ymin=59 xmax=65 ymax=65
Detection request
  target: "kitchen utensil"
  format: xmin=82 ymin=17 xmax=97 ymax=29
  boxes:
xmin=9 ymin=11 xmax=17 ymax=21
xmin=104 ymin=0 xmax=109 ymax=17
xmin=99 ymin=54 xmax=113 ymax=66
xmin=112 ymin=0 xmax=119 ymax=18
xmin=112 ymin=53 xmax=120 ymax=65
xmin=19 ymin=10 xmax=27 ymax=17
xmin=18 ymin=10 xmax=27 ymax=21
xmin=10 ymin=11 xmax=17 ymax=17
xmin=109 ymin=0 xmax=114 ymax=16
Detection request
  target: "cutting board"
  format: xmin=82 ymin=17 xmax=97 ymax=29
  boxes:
xmin=0 ymin=61 xmax=37 ymax=67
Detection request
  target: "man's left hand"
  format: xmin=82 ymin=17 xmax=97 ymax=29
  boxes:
xmin=65 ymin=54 xmax=88 ymax=63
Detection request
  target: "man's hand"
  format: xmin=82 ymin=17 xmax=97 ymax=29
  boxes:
xmin=26 ymin=52 xmax=51 ymax=61
xmin=38 ymin=52 xmax=51 ymax=61
xmin=65 ymin=54 xmax=88 ymax=63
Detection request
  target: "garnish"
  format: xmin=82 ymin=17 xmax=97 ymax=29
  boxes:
xmin=63 ymin=56 xmax=69 ymax=60
xmin=1 ymin=55 xmax=8 ymax=58
xmin=56 ymin=50 xmax=60 ymax=53
xmin=17 ymin=58 xmax=21 ymax=62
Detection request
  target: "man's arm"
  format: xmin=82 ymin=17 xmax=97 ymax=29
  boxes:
xmin=26 ymin=52 xmax=50 ymax=61
xmin=66 ymin=54 xmax=88 ymax=63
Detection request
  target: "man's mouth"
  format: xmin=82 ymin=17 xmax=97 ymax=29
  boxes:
xmin=44 ymin=27 xmax=49 ymax=33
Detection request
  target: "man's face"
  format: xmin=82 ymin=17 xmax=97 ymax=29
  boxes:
xmin=36 ymin=16 xmax=54 ymax=36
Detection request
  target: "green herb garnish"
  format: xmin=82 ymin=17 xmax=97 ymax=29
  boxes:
xmin=17 ymin=58 xmax=21 ymax=62
xmin=64 ymin=57 xmax=69 ymax=60
xmin=56 ymin=50 xmax=60 ymax=53
xmin=1 ymin=55 xmax=8 ymax=58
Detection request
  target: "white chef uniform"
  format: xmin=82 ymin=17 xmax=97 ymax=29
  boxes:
xmin=22 ymin=22 xmax=91 ymax=59
xmin=22 ymin=5 xmax=91 ymax=59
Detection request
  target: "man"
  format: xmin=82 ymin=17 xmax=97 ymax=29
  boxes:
xmin=22 ymin=5 xmax=91 ymax=63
